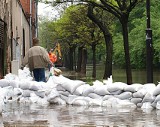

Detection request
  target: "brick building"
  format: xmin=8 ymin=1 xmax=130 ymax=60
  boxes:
xmin=0 ymin=0 xmax=38 ymax=79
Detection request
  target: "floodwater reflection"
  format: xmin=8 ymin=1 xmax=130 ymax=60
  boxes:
xmin=2 ymin=103 xmax=160 ymax=127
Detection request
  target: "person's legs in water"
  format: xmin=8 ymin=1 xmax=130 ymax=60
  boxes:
xmin=38 ymin=68 xmax=46 ymax=82
xmin=33 ymin=68 xmax=40 ymax=82
xmin=33 ymin=68 xmax=46 ymax=82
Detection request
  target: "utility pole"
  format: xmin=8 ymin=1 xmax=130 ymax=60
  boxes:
xmin=146 ymin=0 xmax=153 ymax=83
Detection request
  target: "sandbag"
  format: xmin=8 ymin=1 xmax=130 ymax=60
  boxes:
xmin=73 ymin=84 xmax=90 ymax=96
xmin=94 ymin=85 xmax=110 ymax=96
xmin=131 ymin=98 xmax=142 ymax=104
xmin=153 ymin=83 xmax=160 ymax=96
xmin=29 ymin=81 xmax=44 ymax=91
xmin=141 ymin=102 xmax=153 ymax=109
xmin=133 ymin=88 xmax=147 ymax=98
xmin=82 ymin=86 xmax=94 ymax=96
xmin=48 ymin=96 xmax=66 ymax=105
xmin=107 ymin=82 xmax=127 ymax=93
xmin=114 ymin=92 xmax=132 ymax=100
xmin=142 ymin=93 xmax=155 ymax=103
xmin=88 ymin=93 xmax=102 ymax=99
xmin=124 ymin=83 xmax=143 ymax=93
xmin=0 ymin=79 xmax=10 ymax=88
xmin=61 ymin=80 xmax=85 ymax=94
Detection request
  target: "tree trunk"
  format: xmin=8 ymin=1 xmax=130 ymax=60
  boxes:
xmin=92 ymin=44 xmax=96 ymax=78
xmin=103 ymin=33 xmax=113 ymax=79
xmin=121 ymin=20 xmax=132 ymax=85
xmin=76 ymin=46 xmax=83 ymax=72
xmin=81 ymin=48 xmax=87 ymax=74
xmin=69 ymin=47 xmax=74 ymax=70
xmin=87 ymin=5 xmax=113 ymax=80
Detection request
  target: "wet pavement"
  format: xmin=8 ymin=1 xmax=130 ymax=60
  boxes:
xmin=2 ymin=102 xmax=160 ymax=127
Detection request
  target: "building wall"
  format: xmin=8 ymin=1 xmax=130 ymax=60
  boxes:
xmin=0 ymin=0 xmax=12 ymax=78
xmin=12 ymin=0 xmax=30 ymax=68
xmin=20 ymin=0 xmax=37 ymax=38
xmin=0 ymin=0 xmax=37 ymax=77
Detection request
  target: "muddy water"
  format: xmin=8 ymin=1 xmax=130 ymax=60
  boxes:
xmin=2 ymin=103 xmax=160 ymax=127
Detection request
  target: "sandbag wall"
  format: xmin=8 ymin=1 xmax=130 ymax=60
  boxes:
xmin=0 ymin=67 xmax=160 ymax=114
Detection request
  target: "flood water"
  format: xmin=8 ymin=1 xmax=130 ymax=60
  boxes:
xmin=63 ymin=64 xmax=160 ymax=84
xmin=2 ymin=103 xmax=160 ymax=127
xmin=2 ymin=65 xmax=160 ymax=127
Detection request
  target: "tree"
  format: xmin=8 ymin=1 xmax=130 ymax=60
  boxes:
xmin=87 ymin=5 xmax=114 ymax=79
xmin=84 ymin=0 xmax=143 ymax=84
xmin=54 ymin=5 xmax=104 ymax=77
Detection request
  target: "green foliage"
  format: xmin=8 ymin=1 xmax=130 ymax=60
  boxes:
xmin=112 ymin=0 xmax=160 ymax=69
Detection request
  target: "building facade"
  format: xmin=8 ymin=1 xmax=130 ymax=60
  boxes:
xmin=0 ymin=0 xmax=38 ymax=78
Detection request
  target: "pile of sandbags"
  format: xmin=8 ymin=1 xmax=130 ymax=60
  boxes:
xmin=1 ymin=67 xmax=160 ymax=114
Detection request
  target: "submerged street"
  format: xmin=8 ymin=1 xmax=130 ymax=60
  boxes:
xmin=2 ymin=103 xmax=160 ymax=127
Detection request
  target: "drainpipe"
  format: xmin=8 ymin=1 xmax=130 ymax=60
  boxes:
xmin=35 ymin=1 xmax=38 ymax=37
xmin=29 ymin=0 xmax=32 ymax=47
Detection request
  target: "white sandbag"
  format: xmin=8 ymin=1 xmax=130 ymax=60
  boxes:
xmin=108 ymin=98 xmax=120 ymax=108
xmin=18 ymin=68 xmax=33 ymax=81
xmin=3 ymin=86 xmax=14 ymax=102
xmin=67 ymin=95 xmax=78 ymax=105
xmin=29 ymin=93 xmax=49 ymax=105
xmin=47 ymin=89 xmax=59 ymax=101
xmin=103 ymin=75 xmax=113 ymax=85
xmin=11 ymin=88 xmax=23 ymax=102
xmin=46 ymin=76 xmax=58 ymax=89
xmin=133 ymin=88 xmax=147 ymax=98
xmin=114 ymin=92 xmax=132 ymax=100
xmin=101 ymin=100 xmax=112 ymax=107
xmin=29 ymin=81 xmax=44 ymax=91
xmin=92 ymin=80 xmax=104 ymax=87
xmin=89 ymin=99 xmax=102 ymax=106
xmin=88 ymin=93 xmax=102 ymax=99
xmin=109 ymin=90 xmax=122 ymax=95
xmin=156 ymin=101 xmax=160 ymax=110
xmin=0 ymin=79 xmax=9 ymax=87
xmin=152 ymin=94 xmax=160 ymax=103
xmin=124 ymin=83 xmax=143 ymax=92
xmin=131 ymin=98 xmax=142 ymax=104
xmin=143 ymin=83 xmax=156 ymax=94
xmin=116 ymin=100 xmax=136 ymax=109
xmin=0 ymin=99 xmax=4 ymax=114
xmin=51 ymin=75 xmax=71 ymax=85
xmin=56 ymin=84 xmax=66 ymax=91
xmin=35 ymin=90 xmax=46 ymax=98
xmin=60 ymin=94 xmax=69 ymax=103
xmin=102 ymin=95 xmax=114 ymax=101
xmin=151 ymin=94 xmax=160 ymax=108
xmin=153 ymin=83 xmax=160 ymax=96
xmin=58 ymin=91 xmax=70 ymax=96
xmin=9 ymin=80 xmax=19 ymax=88
xmin=142 ymin=93 xmax=155 ymax=103
xmin=22 ymin=90 xmax=33 ymax=97
xmin=107 ymin=82 xmax=127 ymax=93
xmin=18 ymin=80 xmax=31 ymax=90
xmin=48 ymin=96 xmax=66 ymax=105
xmin=73 ymin=84 xmax=90 ymax=96
xmin=29 ymin=93 xmax=41 ymax=103
xmin=18 ymin=97 xmax=31 ymax=103
xmin=94 ymin=85 xmax=110 ymax=96
xmin=4 ymin=73 xmax=19 ymax=81
xmin=0 ymin=87 xmax=12 ymax=102
xmin=70 ymin=96 xmax=91 ymax=106
xmin=141 ymin=102 xmax=153 ymax=109
xmin=71 ymin=98 xmax=89 ymax=106
xmin=61 ymin=80 xmax=85 ymax=94
xmin=137 ymin=102 xmax=143 ymax=108
xmin=82 ymin=86 xmax=94 ymax=96
xmin=13 ymin=88 xmax=23 ymax=96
